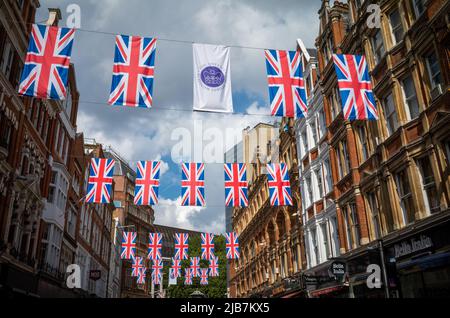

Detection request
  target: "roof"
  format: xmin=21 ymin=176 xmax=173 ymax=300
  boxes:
xmin=103 ymin=150 xmax=135 ymax=178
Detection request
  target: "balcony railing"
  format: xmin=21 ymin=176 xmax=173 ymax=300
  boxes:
xmin=38 ymin=262 xmax=65 ymax=280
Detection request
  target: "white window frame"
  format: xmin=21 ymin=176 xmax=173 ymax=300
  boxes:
xmin=389 ymin=8 xmax=404 ymax=45
xmin=416 ymin=157 xmax=440 ymax=214
xmin=395 ymin=170 xmax=414 ymax=225
xmin=383 ymin=93 xmax=398 ymax=136
xmin=425 ymin=52 xmax=442 ymax=89
xmin=371 ymin=30 xmax=385 ymax=63
xmin=412 ymin=0 xmax=426 ymax=19
xmin=401 ymin=75 xmax=420 ymax=120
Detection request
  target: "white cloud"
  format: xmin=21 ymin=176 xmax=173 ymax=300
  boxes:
xmin=246 ymin=101 xmax=269 ymax=116
xmin=154 ymin=154 xmax=169 ymax=176
xmin=154 ymin=197 xmax=224 ymax=234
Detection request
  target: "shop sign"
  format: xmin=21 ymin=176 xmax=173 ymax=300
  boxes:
xmin=303 ymin=274 xmax=335 ymax=285
xmin=329 ymin=261 xmax=346 ymax=278
xmin=394 ymin=235 xmax=433 ymax=258
xmin=89 ymin=270 xmax=101 ymax=281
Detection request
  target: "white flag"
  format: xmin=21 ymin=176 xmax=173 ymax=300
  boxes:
xmin=193 ymin=43 xmax=233 ymax=113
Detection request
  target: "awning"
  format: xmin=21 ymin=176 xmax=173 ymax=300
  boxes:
xmin=397 ymin=251 xmax=450 ymax=271
xmin=281 ymin=290 xmax=304 ymax=298
xmin=309 ymin=285 xmax=346 ymax=297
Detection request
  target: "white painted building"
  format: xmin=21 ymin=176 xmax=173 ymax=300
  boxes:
xmin=294 ymin=39 xmax=340 ymax=270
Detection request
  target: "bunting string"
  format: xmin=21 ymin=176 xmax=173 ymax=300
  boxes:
xmin=1 ymin=17 xmax=294 ymax=51
xmin=8 ymin=19 xmax=378 ymax=208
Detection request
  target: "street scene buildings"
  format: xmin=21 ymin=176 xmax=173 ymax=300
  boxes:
xmin=229 ymin=0 xmax=450 ymax=298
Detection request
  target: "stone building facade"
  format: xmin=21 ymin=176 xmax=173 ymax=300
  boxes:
xmin=295 ymin=41 xmax=342 ymax=293
xmin=104 ymin=147 xmax=155 ymax=298
xmin=230 ymin=118 xmax=306 ymax=298
xmin=312 ymin=0 xmax=450 ymax=297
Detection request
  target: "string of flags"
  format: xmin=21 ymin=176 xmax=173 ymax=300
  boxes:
xmin=86 ymin=158 xmax=294 ymax=208
xmin=122 ymin=232 xmax=239 ymax=285
xmin=18 ymin=24 xmax=378 ymax=121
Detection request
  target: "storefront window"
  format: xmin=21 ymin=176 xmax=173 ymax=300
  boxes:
xmin=400 ymin=267 xmax=450 ymax=297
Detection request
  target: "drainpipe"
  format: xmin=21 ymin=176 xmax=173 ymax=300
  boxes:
xmin=378 ymin=239 xmax=390 ymax=298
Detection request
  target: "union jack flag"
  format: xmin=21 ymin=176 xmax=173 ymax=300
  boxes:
xmin=134 ymin=161 xmax=161 ymax=205
xmin=190 ymin=257 xmax=200 ymax=277
xmin=209 ymin=256 xmax=219 ymax=277
xmin=200 ymin=268 xmax=209 ymax=285
xmin=85 ymin=158 xmax=115 ymax=204
xmin=174 ymin=233 xmax=189 ymax=260
xmin=151 ymin=259 xmax=163 ymax=285
xmin=171 ymin=258 xmax=181 ymax=278
xmin=201 ymin=233 xmax=215 ymax=260
xmin=131 ymin=256 xmax=144 ymax=277
xmin=136 ymin=267 xmax=147 ymax=284
xmin=121 ymin=232 xmax=136 ymax=259
xmin=332 ymin=54 xmax=378 ymax=120
xmin=225 ymin=232 xmax=240 ymax=259
xmin=267 ymin=163 xmax=293 ymax=206
xmin=108 ymin=35 xmax=156 ymax=108
xmin=19 ymin=24 xmax=75 ymax=100
xmin=265 ymin=49 xmax=307 ymax=118
xmin=181 ymin=163 xmax=205 ymax=206
xmin=224 ymin=163 xmax=248 ymax=207
xmin=184 ymin=268 xmax=193 ymax=285
xmin=147 ymin=233 xmax=163 ymax=260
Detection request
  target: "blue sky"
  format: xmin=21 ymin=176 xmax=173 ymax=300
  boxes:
xmin=37 ymin=0 xmax=321 ymax=234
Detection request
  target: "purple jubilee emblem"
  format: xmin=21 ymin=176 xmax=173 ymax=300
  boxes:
xmin=200 ymin=66 xmax=225 ymax=88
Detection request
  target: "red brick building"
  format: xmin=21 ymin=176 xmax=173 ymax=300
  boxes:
xmin=76 ymin=140 xmax=116 ymax=297
xmin=312 ymin=0 xmax=450 ymax=297
xmin=104 ymin=146 xmax=155 ymax=298
xmin=0 ymin=0 xmax=58 ymax=296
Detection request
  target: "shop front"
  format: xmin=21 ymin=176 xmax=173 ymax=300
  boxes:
xmin=303 ymin=260 xmax=349 ymax=298
xmin=385 ymin=215 xmax=450 ymax=298
xmin=346 ymin=243 xmax=387 ymax=298
xmin=0 ymin=262 xmax=39 ymax=298
xmin=279 ymin=274 xmax=307 ymax=298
